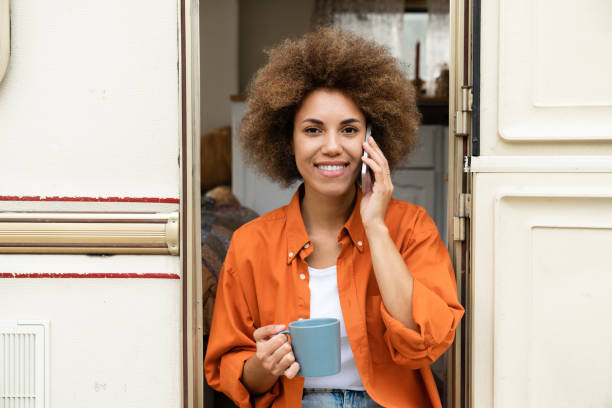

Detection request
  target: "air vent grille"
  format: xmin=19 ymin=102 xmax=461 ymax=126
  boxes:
xmin=0 ymin=322 xmax=47 ymax=408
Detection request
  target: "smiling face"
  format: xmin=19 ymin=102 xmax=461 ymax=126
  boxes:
xmin=292 ymin=88 xmax=366 ymax=198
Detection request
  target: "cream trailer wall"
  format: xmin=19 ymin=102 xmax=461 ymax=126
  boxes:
xmin=468 ymin=0 xmax=612 ymax=406
xmin=0 ymin=1 xmax=182 ymax=407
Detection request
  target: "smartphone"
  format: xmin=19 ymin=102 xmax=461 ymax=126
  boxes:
xmin=361 ymin=125 xmax=372 ymax=194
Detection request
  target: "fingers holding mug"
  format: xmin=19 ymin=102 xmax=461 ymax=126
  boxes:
xmin=268 ymin=341 xmax=293 ymax=375
xmin=253 ymin=325 xmax=291 ymax=375
xmin=283 ymin=361 xmax=300 ymax=379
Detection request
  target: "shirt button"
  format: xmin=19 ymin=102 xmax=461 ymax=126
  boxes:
xmin=299 ymin=273 xmax=306 ymax=280
xmin=357 ymin=241 xmax=363 ymax=246
xmin=304 ymin=242 xmax=310 ymax=249
xmin=288 ymin=252 xmax=293 ymax=258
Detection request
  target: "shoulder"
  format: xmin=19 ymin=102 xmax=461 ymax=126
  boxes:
xmin=386 ymin=198 xmax=431 ymax=225
xmin=227 ymin=204 xmax=288 ymax=254
xmin=233 ymin=205 xmax=287 ymax=236
xmin=386 ymin=198 xmax=421 ymax=215
xmin=385 ymin=198 xmax=439 ymax=241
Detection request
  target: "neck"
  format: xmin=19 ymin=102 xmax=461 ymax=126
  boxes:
xmin=300 ymin=183 xmax=357 ymax=235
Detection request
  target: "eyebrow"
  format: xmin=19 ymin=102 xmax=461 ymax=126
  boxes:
xmin=301 ymin=118 xmax=362 ymax=125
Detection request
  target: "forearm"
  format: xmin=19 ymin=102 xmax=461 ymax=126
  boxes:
xmin=365 ymin=222 xmax=417 ymax=330
xmin=241 ymin=354 xmax=279 ymax=395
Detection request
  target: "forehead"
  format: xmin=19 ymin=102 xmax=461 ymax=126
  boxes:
xmin=295 ymin=89 xmax=365 ymax=121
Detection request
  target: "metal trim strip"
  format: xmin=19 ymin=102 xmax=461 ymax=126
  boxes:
xmin=0 ymin=211 xmax=179 ymax=254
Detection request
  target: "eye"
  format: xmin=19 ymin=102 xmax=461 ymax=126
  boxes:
xmin=342 ymin=126 xmax=359 ymax=134
xmin=304 ymin=127 xmax=321 ymax=134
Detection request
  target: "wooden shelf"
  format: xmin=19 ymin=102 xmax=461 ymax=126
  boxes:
xmin=417 ymin=96 xmax=449 ymax=126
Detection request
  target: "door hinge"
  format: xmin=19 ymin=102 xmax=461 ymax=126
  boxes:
xmin=453 ymin=193 xmax=471 ymax=241
xmin=453 ymin=216 xmax=465 ymax=241
xmin=455 ymin=86 xmax=473 ymax=136
xmin=460 ymin=193 xmax=472 ymax=218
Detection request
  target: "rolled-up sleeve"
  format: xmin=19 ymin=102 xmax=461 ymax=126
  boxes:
xmin=380 ymin=208 xmax=464 ymax=368
xmin=204 ymin=242 xmax=281 ymax=408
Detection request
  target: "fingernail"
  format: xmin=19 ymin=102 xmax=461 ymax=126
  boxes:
xmin=276 ymin=324 xmax=285 ymax=330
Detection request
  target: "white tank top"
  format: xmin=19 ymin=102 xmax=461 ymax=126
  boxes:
xmin=303 ymin=265 xmax=365 ymax=390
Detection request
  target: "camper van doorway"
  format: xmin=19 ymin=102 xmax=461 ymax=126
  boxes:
xmin=199 ymin=1 xmax=461 ymax=407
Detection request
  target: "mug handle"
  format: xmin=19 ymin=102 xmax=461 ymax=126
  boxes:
xmin=279 ymin=329 xmax=291 ymax=342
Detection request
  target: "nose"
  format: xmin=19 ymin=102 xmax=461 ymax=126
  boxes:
xmin=321 ymin=131 xmax=342 ymax=155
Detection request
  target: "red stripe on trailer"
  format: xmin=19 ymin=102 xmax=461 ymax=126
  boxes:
xmin=0 ymin=196 xmax=180 ymax=204
xmin=0 ymin=272 xmax=181 ymax=279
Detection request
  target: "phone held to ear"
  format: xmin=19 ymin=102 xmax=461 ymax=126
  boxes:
xmin=361 ymin=125 xmax=372 ymax=194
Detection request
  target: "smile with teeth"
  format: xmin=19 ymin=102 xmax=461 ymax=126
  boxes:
xmin=316 ymin=164 xmax=348 ymax=171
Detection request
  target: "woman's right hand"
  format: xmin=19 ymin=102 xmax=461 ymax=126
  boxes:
xmin=253 ymin=324 xmax=300 ymax=379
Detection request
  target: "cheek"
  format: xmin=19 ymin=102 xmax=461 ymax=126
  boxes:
xmin=293 ymin=135 xmax=315 ymax=160
xmin=349 ymin=141 xmax=364 ymax=159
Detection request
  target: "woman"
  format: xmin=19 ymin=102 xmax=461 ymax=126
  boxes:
xmin=204 ymin=28 xmax=464 ymax=408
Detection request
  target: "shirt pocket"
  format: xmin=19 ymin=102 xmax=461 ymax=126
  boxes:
xmin=365 ymin=295 xmax=391 ymax=364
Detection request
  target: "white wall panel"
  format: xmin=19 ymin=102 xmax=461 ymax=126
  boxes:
xmin=474 ymin=1 xmax=612 ymax=406
xmin=0 ymin=278 xmax=181 ymax=408
xmin=0 ymin=1 xmax=180 ymax=198
xmin=480 ymin=0 xmax=612 ymax=155
xmin=472 ymin=173 xmax=612 ymax=407
xmin=498 ymin=0 xmax=612 ymax=141
xmin=534 ymin=0 xmax=612 ymax=108
xmin=530 ymin=227 xmax=611 ymax=407
xmin=0 ymin=2 xmax=183 ymax=405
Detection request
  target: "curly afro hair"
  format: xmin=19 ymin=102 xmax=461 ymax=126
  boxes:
xmin=240 ymin=27 xmax=421 ymax=187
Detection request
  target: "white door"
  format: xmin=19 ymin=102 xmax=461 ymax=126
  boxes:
xmin=0 ymin=1 xmax=201 ymax=407
xmin=469 ymin=1 xmax=612 ymax=407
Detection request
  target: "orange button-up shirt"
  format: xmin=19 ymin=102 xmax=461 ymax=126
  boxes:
xmin=205 ymin=186 xmax=464 ymax=408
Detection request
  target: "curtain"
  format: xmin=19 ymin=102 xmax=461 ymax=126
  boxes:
xmin=311 ymin=0 xmax=450 ymax=95
xmin=311 ymin=0 xmax=406 ymax=59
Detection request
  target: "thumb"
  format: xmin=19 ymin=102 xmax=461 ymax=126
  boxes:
xmin=253 ymin=324 xmax=286 ymax=341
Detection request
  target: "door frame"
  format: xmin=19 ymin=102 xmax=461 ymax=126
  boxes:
xmin=183 ymin=1 xmax=476 ymax=405
xmin=448 ymin=0 xmax=476 ymax=406
xmin=179 ymin=0 xmax=203 ymax=407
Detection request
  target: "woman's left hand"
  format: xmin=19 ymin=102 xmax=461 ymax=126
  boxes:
xmin=360 ymin=136 xmax=393 ymax=230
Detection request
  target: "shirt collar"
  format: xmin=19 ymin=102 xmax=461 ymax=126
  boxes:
xmin=285 ymin=184 xmax=366 ymax=264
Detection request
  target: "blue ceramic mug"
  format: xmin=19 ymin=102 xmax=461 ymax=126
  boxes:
xmin=280 ymin=317 xmax=341 ymax=377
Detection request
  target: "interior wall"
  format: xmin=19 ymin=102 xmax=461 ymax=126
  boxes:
xmin=239 ymin=0 xmax=315 ymax=92
xmin=200 ymin=0 xmax=239 ymax=134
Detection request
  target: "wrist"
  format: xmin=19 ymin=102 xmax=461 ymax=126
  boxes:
xmin=241 ymin=354 xmax=279 ymax=395
xmin=364 ymin=220 xmax=388 ymax=236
